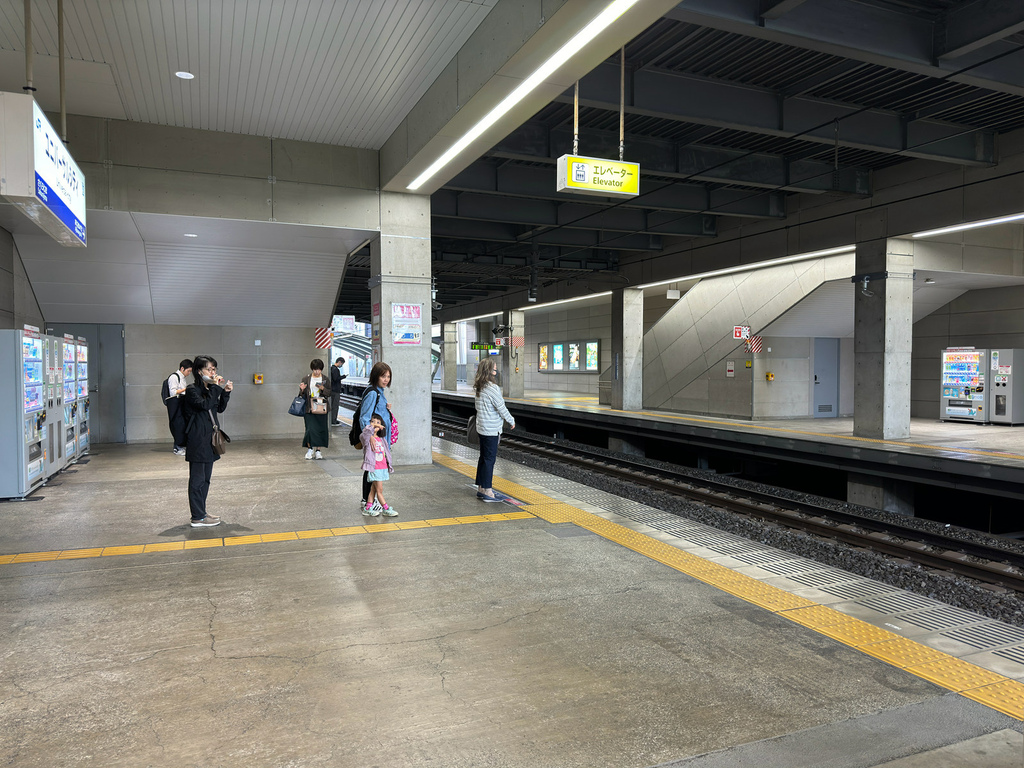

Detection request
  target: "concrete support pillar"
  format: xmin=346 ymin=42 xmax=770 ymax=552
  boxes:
xmin=611 ymin=287 xmax=644 ymax=411
xmin=441 ymin=322 xmax=458 ymax=392
xmin=853 ymin=232 xmax=914 ymax=440
xmin=848 ymin=472 xmax=915 ymax=516
xmin=369 ymin=192 xmax=432 ymax=466
xmin=501 ymin=310 xmax=525 ymax=399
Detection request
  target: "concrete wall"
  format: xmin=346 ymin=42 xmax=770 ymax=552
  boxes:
xmin=912 ymin=286 xmax=1024 ymax=419
xmin=126 ymin=324 xmax=327 ymax=443
xmin=0 ymin=227 xmax=45 ymax=330
xmin=524 ymin=304 xmax=611 ymax=394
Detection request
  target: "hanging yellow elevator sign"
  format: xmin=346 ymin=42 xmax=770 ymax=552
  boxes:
xmin=556 ymin=154 xmax=640 ymax=197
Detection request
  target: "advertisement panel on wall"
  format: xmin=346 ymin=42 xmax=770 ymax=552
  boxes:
xmin=0 ymin=92 xmax=86 ymax=246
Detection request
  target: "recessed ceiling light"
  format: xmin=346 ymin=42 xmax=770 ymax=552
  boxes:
xmin=911 ymin=212 xmax=1024 ymax=238
xmin=183 ymin=233 xmax=198 ymax=238
xmin=175 ymin=71 xmax=195 ymax=80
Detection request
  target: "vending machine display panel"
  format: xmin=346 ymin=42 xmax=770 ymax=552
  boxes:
xmin=940 ymin=347 xmax=990 ymax=423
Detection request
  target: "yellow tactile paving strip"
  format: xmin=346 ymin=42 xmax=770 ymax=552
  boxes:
xmin=0 ymin=509 xmax=536 ymax=567
xmin=3 ymin=447 xmax=1023 ymax=719
xmin=434 ymin=448 xmax=1024 ymax=719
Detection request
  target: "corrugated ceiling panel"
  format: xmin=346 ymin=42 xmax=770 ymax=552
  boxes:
xmin=146 ymin=243 xmax=347 ymax=326
xmin=0 ymin=0 xmax=497 ymax=149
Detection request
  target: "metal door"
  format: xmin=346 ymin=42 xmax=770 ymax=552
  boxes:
xmin=47 ymin=323 xmax=126 ymax=443
xmin=813 ymin=338 xmax=839 ymax=418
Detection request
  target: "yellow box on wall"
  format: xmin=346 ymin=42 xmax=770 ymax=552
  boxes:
xmin=253 ymin=373 xmax=264 ymax=384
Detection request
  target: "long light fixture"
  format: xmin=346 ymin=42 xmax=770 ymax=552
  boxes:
xmin=635 ymin=245 xmax=856 ymax=290
xmin=911 ymin=212 xmax=1024 ymax=239
xmin=517 ymin=291 xmax=612 ymax=312
xmin=406 ymin=0 xmax=641 ymax=191
xmin=455 ymin=312 xmax=501 ymax=324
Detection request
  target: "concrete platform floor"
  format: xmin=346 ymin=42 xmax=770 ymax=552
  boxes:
xmin=1 ymin=435 xmax=1021 ymax=767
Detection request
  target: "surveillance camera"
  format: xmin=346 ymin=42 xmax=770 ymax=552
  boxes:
xmin=432 ymin=301 xmax=443 ymax=310
xmin=492 ymin=325 xmax=509 ymax=336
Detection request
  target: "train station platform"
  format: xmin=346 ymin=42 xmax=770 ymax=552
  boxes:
xmin=431 ymin=385 xmax=1024 ymax=505
xmin=1 ymin=425 xmax=1022 ymax=766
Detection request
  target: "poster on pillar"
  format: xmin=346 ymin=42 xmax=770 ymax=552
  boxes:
xmin=392 ymin=303 xmax=423 ymax=346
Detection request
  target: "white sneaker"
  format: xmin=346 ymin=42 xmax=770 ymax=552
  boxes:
xmin=305 ymin=448 xmax=314 ymax=460
xmin=361 ymin=502 xmax=381 ymax=517
xmin=380 ymin=504 xmax=397 ymax=517
xmin=314 ymin=450 xmax=323 ymax=460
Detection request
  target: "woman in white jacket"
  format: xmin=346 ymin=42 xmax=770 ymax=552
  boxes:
xmin=473 ymin=358 xmax=515 ymax=502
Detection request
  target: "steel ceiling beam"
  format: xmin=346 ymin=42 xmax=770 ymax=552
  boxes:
xmin=445 ymin=160 xmax=786 ymax=219
xmin=939 ymin=0 xmax=1024 ymax=61
xmin=563 ymin=63 xmax=995 ymax=166
xmin=492 ymin=122 xmax=870 ymax=194
xmin=430 ymin=218 xmax=673 ymax=250
xmin=433 ymin=189 xmax=720 ymax=237
xmin=663 ymin=0 xmax=1024 ymax=97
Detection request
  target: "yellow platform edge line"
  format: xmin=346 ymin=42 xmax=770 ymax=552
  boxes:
xmin=429 ymin=447 xmax=1024 ymax=720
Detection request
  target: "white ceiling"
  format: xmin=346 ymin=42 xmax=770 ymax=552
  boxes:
xmin=0 ymin=0 xmax=497 ymax=148
xmin=1 ymin=207 xmax=373 ymax=326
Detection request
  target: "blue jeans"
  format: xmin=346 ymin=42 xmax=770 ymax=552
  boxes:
xmin=475 ymin=434 xmax=499 ymax=488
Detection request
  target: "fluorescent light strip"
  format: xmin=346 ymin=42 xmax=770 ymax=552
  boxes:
xmin=517 ymin=291 xmax=612 ymax=312
xmin=455 ymin=312 xmax=501 ymax=324
xmin=406 ymin=0 xmax=641 ymax=191
xmin=635 ymin=245 xmax=856 ymax=290
xmin=911 ymin=213 xmax=1024 ymax=239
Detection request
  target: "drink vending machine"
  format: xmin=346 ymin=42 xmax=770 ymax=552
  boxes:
xmin=989 ymin=349 xmax=1024 ymax=425
xmin=41 ymin=333 xmax=66 ymax=477
xmin=940 ymin=347 xmax=990 ymax=423
xmin=76 ymin=337 xmax=90 ymax=454
xmin=0 ymin=327 xmax=49 ymax=498
xmin=62 ymin=333 xmax=78 ymax=462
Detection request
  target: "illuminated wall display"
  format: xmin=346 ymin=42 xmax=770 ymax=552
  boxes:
xmin=538 ymin=340 xmax=600 ymax=373
xmin=0 ymin=92 xmax=87 ymax=246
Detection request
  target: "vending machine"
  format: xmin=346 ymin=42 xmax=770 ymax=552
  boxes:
xmin=41 ymin=333 xmax=66 ymax=476
xmin=62 ymin=334 xmax=78 ymax=462
xmin=76 ymin=337 xmax=90 ymax=454
xmin=989 ymin=349 xmax=1024 ymax=425
xmin=0 ymin=327 xmax=49 ymax=498
xmin=940 ymin=347 xmax=990 ymax=423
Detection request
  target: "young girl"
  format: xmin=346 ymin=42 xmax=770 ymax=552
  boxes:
xmin=360 ymin=414 xmax=395 ymax=517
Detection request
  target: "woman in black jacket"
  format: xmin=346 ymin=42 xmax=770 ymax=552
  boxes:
xmin=182 ymin=355 xmax=232 ymax=527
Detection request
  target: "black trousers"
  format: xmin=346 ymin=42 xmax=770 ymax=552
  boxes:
xmin=361 ymin=471 xmax=372 ymax=503
xmin=330 ymin=392 xmax=341 ymax=423
xmin=188 ymin=461 xmax=214 ymax=520
xmin=167 ymin=400 xmax=186 ymax=446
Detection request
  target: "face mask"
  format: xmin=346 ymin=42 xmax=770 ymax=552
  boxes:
xmin=493 ymin=370 xmax=502 ymax=386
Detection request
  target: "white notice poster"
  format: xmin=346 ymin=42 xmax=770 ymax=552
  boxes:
xmin=392 ymin=303 xmax=423 ymax=346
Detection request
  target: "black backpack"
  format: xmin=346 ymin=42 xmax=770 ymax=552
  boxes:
xmin=161 ymin=377 xmax=172 ymax=405
xmin=349 ymin=389 xmax=380 ymax=446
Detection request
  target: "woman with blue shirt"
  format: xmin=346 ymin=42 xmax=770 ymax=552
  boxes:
xmin=473 ymin=358 xmax=515 ymax=502
xmin=357 ymin=361 xmax=393 ymax=511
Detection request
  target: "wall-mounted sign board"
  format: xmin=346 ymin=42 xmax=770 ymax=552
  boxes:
xmin=556 ymin=154 xmax=639 ymax=198
xmin=0 ymin=92 xmax=86 ymax=246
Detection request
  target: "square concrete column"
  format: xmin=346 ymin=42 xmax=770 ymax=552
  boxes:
xmin=441 ymin=322 xmax=458 ymax=391
xmin=501 ymin=310 xmax=525 ymax=399
xmin=369 ymin=192 xmax=432 ymax=465
xmin=611 ymin=288 xmax=644 ymax=411
xmin=853 ymin=236 xmax=914 ymax=440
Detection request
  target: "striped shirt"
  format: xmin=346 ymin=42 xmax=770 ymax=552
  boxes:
xmin=474 ymin=382 xmax=515 ymax=436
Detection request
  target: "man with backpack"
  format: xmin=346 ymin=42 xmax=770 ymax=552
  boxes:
xmin=164 ymin=359 xmax=193 ymax=455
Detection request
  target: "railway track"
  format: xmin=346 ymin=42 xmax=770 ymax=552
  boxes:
xmin=431 ymin=414 xmax=1024 ymax=594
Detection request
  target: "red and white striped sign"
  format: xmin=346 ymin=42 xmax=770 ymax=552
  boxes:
xmin=314 ymin=328 xmax=333 ymax=349
xmin=747 ymin=336 xmax=763 ymax=353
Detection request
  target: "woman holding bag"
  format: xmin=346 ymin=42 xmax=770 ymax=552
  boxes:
xmin=298 ymin=358 xmax=331 ymax=460
xmin=473 ymin=358 xmax=514 ymax=502
xmin=357 ymin=361 xmax=393 ymax=513
xmin=182 ymin=355 xmax=232 ymax=527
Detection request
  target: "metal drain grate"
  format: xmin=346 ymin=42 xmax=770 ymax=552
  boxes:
xmin=756 ymin=560 xmax=821 ymax=576
xmin=731 ymin=551 xmax=793 ymax=565
xmin=898 ymin=607 xmax=987 ymax=632
xmin=788 ymin=570 xmax=858 ymax=588
xmin=818 ymin=581 xmax=894 ymax=599
xmin=992 ymin=646 xmax=1024 ymax=666
xmin=942 ymin=623 xmax=1024 ymax=651
xmin=858 ymin=593 xmax=942 ymax=615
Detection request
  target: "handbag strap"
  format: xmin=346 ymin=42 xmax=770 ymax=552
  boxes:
xmin=209 ymin=410 xmax=219 ymax=431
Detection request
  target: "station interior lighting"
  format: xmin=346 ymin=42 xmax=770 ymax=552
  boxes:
xmin=635 ymin=245 xmax=856 ymax=291
xmin=454 ymin=312 xmax=501 ymax=324
xmin=406 ymin=0 xmax=641 ymax=191
xmin=518 ymin=292 xmax=612 ymax=312
xmin=910 ymin=213 xmax=1024 ymax=239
